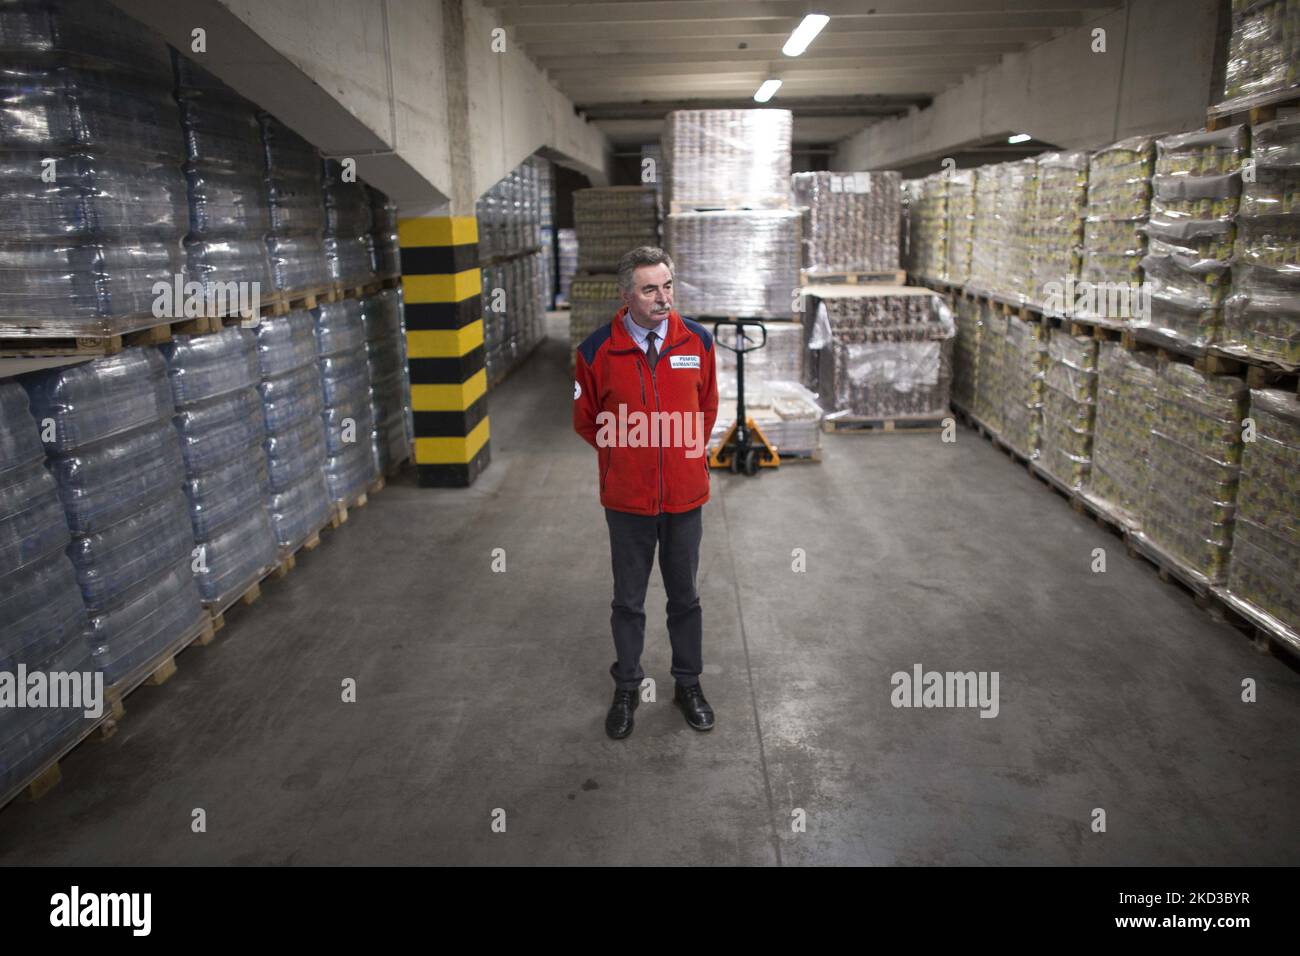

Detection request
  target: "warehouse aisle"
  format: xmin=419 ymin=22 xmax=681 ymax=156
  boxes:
xmin=2 ymin=316 xmax=1299 ymax=866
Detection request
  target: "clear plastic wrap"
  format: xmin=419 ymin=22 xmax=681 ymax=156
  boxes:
xmin=1134 ymin=126 xmax=1247 ymax=348
xmin=263 ymin=413 xmax=327 ymax=491
xmin=667 ymin=209 xmax=800 ymax=318
xmin=367 ymin=185 xmax=400 ymax=279
xmin=0 ymin=378 xmax=47 ymax=472
xmin=22 ymin=348 xmax=173 ymax=452
xmin=172 ymin=387 xmax=266 ymax=474
xmin=0 ymin=547 xmax=88 ymax=674
xmin=266 ymin=233 xmax=330 ymax=294
xmin=951 ymin=293 xmax=981 ymax=410
xmin=44 ymin=417 xmax=184 ymax=535
xmin=1226 ymin=389 xmax=1300 ymax=632
xmin=1038 ymin=328 xmax=1098 ymax=488
xmin=904 ymin=173 xmax=947 ymax=282
xmin=945 ymin=169 xmax=974 ymax=284
xmin=1085 ymin=342 xmax=1160 ymax=525
xmin=318 ymin=350 xmax=371 ymax=408
xmin=1000 ymin=314 xmax=1047 ymax=458
xmin=804 ymin=287 xmax=954 ymax=419
xmin=260 ymin=114 xmax=328 ymax=293
xmin=711 ymin=378 xmax=822 ymax=456
xmin=1135 ymin=362 xmax=1248 ymax=584
xmin=662 ymin=109 xmax=791 ymax=210
xmin=66 ymin=488 xmax=192 ymax=610
xmin=1079 ymin=136 xmax=1156 ymax=322
xmin=321 ymin=391 xmax=374 ymax=456
xmin=1218 ymin=0 xmax=1300 ymax=111
xmin=0 ymin=460 xmax=70 ymax=573
xmin=572 ymin=187 xmax=658 ymax=273
xmin=0 ymin=0 xmax=174 ymax=80
xmin=1030 ymin=151 xmax=1088 ymax=309
xmin=568 ymin=276 xmax=622 ymax=357
xmin=715 ymin=321 xmax=803 ymax=383
xmin=313 ymin=298 xmax=367 ymax=357
xmin=258 ymin=362 xmax=325 ymax=434
xmin=158 ymin=327 xmax=259 ymax=405
xmin=973 ymin=304 xmax=1007 ymax=431
xmin=182 ymin=446 xmax=269 ymax=540
xmin=267 ymin=469 xmax=330 ymax=549
xmin=190 ymin=500 xmax=276 ymax=604
xmin=0 ymin=236 xmax=185 ymax=330
xmin=87 ymin=557 xmax=204 ymax=684
xmin=792 ymin=171 xmax=901 ymax=274
xmin=323 ymin=441 xmax=375 ymax=505
xmin=256 ymin=309 xmax=318 ymax=378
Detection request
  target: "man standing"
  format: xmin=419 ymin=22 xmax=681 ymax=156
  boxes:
xmin=573 ymin=247 xmax=719 ymax=739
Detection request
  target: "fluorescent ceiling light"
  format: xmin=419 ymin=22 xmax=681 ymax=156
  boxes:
xmin=783 ymin=14 xmax=829 ymax=57
xmin=754 ymin=79 xmax=782 ymax=103
xmin=1008 ymin=133 xmax=1032 ymax=144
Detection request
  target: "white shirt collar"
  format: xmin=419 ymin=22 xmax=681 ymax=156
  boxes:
xmin=622 ymin=310 xmax=668 ymax=351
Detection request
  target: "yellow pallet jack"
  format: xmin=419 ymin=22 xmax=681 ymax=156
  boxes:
xmin=708 ymin=319 xmax=780 ymax=476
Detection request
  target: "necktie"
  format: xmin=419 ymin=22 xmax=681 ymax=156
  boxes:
xmin=645 ymin=330 xmax=659 ymax=371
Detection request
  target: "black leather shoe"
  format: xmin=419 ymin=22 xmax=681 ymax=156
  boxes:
xmin=674 ymin=682 xmax=714 ymax=731
xmin=605 ymin=687 xmax=639 ymax=739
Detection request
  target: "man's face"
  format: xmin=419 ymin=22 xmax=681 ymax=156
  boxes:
xmin=622 ymin=263 xmax=673 ymax=329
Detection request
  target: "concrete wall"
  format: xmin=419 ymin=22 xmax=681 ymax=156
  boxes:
xmin=834 ymin=0 xmax=1221 ymax=171
xmin=112 ymin=0 xmax=612 ymax=214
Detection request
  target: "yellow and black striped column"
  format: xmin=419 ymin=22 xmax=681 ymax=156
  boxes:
xmin=398 ymin=215 xmax=490 ymax=487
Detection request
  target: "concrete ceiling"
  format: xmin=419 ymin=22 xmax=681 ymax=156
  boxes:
xmin=484 ymin=0 xmax=1123 ymax=146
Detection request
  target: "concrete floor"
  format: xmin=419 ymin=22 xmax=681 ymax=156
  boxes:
xmin=3 ymin=312 xmax=1299 ymax=865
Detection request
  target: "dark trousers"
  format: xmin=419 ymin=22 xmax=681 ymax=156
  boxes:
xmin=604 ymin=506 xmax=704 ymax=691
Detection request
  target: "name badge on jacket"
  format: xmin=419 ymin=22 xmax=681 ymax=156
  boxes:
xmin=669 ymin=354 xmax=700 ymax=369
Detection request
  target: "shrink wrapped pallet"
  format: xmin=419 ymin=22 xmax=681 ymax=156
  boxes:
xmin=951 ymin=294 xmax=981 ymax=410
xmin=1222 ymin=114 xmax=1300 ymax=366
xmin=1136 ymin=126 xmax=1247 ymax=348
xmin=804 ymin=286 xmax=954 ymax=420
xmin=792 ymin=171 xmax=902 ymax=274
xmin=1217 ymin=0 xmax=1300 ymax=112
xmin=322 ymin=157 xmax=375 ymax=288
xmin=0 ymin=379 xmax=96 ymax=800
xmin=260 ymin=115 xmax=330 ymax=294
xmin=1000 ymin=313 xmax=1046 ymax=459
xmin=1134 ymin=363 xmax=1247 ymax=585
xmin=973 ymin=304 xmax=1007 ymax=432
xmin=904 ymin=173 xmax=947 ymax=282
xmin=710 ymin=378 xmax=822 ymax=458
xmin=1038 ymin=329 xmax=1098 ymax=488
xmin=1080 ymin=136 xmax=1155 ymax=323
xmin=967 ymin=165 xmax=1003 ymax=295
xmin=0 ymin=0 xmax=187 ymax=334
xmin=173 ymin=53 xmax=273 ymax=304
xmin=945 ymin=170 xmax=975 ymax=285
xmin=661 ymin=109 xmax=792 ymax=211
xmin=569 ymin=275 xmax=622 ymax=360
xmin=1225 ymin=388 xmax=1300 ymax=633
xmin=1031 ymin=152 xmax=1088 ymax=312
xmin=367 ymin=185 xmax=401 ymax=280
xmin=556 ymin=228 xmax=578 ymax=306
xmin=715 ymin=321 xmax=804 ymax=383
xmin=667 ymin=209 xmax=800 ymax=318
xmin=314 ymin=299 xmax=377 ymax=504
xmin=255 ymin=309 xmax=330 ymax=549
xmin=1085 ymin=342 xmax=1161 ymax=526
xmin=22 ymin=349 xmax=204 ymax=683
xmin=574 ymin=187 xmax=658 ymax=273
xmin=159 ymin=328 xmax=277 ymax=603
xmin=360 ymin=287 xmax=411 ymax=474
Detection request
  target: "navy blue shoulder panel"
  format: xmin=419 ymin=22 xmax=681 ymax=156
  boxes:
xmin=577 ymin=322 xmax=613 ymax=366
xmin=680 ymin=317 xmax=713 ymax=352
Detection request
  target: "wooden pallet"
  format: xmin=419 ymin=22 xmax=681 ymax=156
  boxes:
xmin=801 ymin=268 xmax=907 ymax=286
xmin=1073 ymin=487 xmax=1140 ymax=538
xmin=1206 ymin=89 xmax=1300 ymax=130
xmin=1123 ymin=530 xmax=1216 ymax=600
xmin=777 ymin=446 xmax=822 ymax=463
xmin=1211 ymin=587 xmax=1300 ymax=659
xmin=822 ymin=415 xmax=948 ymax=434
xmin=203 ymin=558 xmax=280 ymax=633
xmin=1027 ymin=460 xmax=1088 ymax=513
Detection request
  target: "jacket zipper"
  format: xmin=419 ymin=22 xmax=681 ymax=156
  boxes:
xmin=649 ymin=350 xmax=663 ymax=513
xmin=636 ymin=362 xmax=645 ymax=405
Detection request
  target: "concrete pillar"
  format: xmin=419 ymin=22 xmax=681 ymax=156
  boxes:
xmin=399 ymin=215 xmax=490 ymax=486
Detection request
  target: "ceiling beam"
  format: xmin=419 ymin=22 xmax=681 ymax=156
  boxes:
xmin=521 ymin=27 xmax=1057 ymax=56
xmin=511 ymin=12 xmax=1091 ymax=43
xmin=544 ymin=54 xmax=1001 ymax=77
xmin=492 ymin=0 xmax=1117 ymax=26
xmin=578 ymin=95 xmax=929 ymax=120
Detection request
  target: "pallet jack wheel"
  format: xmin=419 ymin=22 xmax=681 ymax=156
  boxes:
xmin=729 ymin=450 xmax=741 ymax=474
xmin=742 ymin=447 xmax=759 ymax=476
